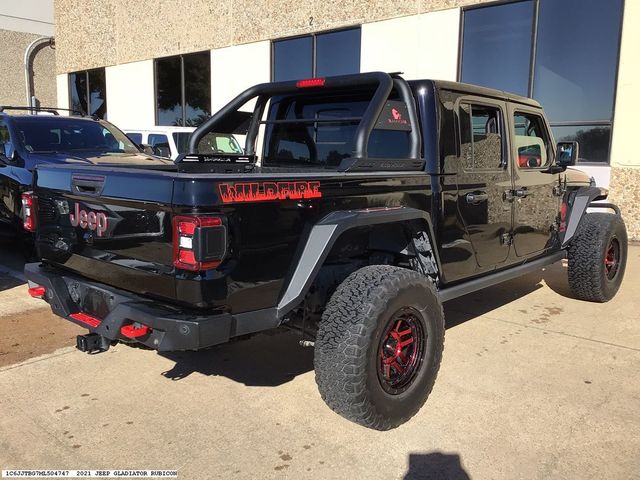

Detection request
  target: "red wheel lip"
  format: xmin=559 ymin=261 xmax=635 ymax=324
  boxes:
xmin=604 ymin=237 xmax=620 ymax=280
xmin=377 ymin=307 xmax=425 ymax=395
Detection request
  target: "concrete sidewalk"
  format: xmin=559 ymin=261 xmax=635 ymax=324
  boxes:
xmin=1 ymin=248 xmax=639 ymax=479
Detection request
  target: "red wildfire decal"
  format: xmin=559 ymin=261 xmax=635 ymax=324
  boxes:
xmin=218 ymin=181 xmax=322 ymax=203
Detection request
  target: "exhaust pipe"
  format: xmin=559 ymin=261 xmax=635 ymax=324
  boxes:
xmin=76 ymin=333 xmax=111 ymax=353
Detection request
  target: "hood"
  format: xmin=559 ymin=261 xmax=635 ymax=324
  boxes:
xmin=26 ymin=151 xmax=174 ymax=167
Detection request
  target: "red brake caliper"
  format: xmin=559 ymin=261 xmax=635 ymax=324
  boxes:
xmin=381 ymin=320 xmax=414 ymax=381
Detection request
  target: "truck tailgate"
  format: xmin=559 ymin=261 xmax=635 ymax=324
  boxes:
xmin=34 ymin=165 xmax=177 ymax=301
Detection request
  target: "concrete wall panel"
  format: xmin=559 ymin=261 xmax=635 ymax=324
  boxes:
xmin=53 ymin=0 xmax=485 ymax=74
xmin=0 ymin=29 xmax=56 ymax=107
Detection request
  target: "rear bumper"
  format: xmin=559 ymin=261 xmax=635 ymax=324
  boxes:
xmin=24 ymin=263 xmax=280 ymax=351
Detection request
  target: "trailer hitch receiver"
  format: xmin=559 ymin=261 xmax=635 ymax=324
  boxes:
xmin=76 ymin=333 xmax=111 ymax=353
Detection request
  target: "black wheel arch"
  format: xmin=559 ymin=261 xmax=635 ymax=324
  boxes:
xmin=276 ymin=207 xmax=440 ymax=318
xmin=561 ymin=186 xmax=617 ymax=248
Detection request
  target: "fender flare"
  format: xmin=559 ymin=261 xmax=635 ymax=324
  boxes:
xmin=276 ymin=207 xmax=438 ymax=318
xmin=562 ymin=186 xmax=613 ymax=247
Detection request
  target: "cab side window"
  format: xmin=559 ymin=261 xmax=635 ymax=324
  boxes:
xmin=459 ymin=103 xmax=504 ymax=171
xmin=127 ymin=132 xmax=143 ymax=145
xmin=0 ymin=121 xmax=12 ymax=158
xmin=148 ymin=134 xmax=171 ymax=158
xmin=513 ymin=112 xmax=551 ymax=169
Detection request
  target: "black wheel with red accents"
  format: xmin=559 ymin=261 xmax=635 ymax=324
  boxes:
xmin=377 ymin=307 xmax=425 ymax=395
xmin=314 ymin=265 xmax=444 ymax=430
xmin=568 ymin=212 xmax=627 ymax=302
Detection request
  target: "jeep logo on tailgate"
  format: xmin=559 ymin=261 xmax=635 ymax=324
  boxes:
xmin=70 ymin=203 xmax=108 ymax=237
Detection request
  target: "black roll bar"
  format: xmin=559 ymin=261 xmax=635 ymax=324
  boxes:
xmin=187 ymin=71 xmax=420 ymax=161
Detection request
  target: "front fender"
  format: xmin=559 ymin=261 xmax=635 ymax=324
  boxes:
xmin=562 ymin=186 xmax=613 ymax=247
xmin=276 ymin=207 xmax=437 ymax=318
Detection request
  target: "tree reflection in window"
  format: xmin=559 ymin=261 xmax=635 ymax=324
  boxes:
xmin=156 ymin=52 xmax=211 ymax=127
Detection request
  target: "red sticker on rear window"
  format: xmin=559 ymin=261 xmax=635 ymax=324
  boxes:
xmin=218 ymin=181 xmax=322 ymax=203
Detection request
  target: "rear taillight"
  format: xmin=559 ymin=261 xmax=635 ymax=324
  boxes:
xmin=21 ymin=191 xmax=37 ymax=232
xmin=173 ymin=215 xmax=226 ymax=271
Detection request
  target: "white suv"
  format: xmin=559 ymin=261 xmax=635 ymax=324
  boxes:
xmin=124 ymin=126 xmax=244 ymax=160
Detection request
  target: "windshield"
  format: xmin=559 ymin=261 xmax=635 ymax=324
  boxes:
xmin=13 ymin=117 xmax=140 ymax=154
xmin=173 ymin=132 xmax=243 ymax=155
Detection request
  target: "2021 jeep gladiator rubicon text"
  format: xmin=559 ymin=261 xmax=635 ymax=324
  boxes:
xmin=25 ymin=72 xmax=627 ymax=430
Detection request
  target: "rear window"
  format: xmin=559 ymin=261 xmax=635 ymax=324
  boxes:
xmin=262 ymin=90 xmax=412 ymax=168
xmin=173 ymin=132 xmax=243 ymax=155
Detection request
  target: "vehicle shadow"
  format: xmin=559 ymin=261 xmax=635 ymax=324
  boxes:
xmin=159 ymin=262 xmax=573 ymax=387
xmin=0 ymin=240 xmax=27 ymax=292
xmin=404 ymin=452 xmax=471 ymax=480
xmin=443 ymin=269 xmax=544 ymax=328
xmin=160 ymin=330 xmax=315 ymax=386
xmin=540 ymin=259 xmax=574 ymax=298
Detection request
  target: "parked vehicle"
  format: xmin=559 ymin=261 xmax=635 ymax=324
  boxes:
xmin=25 ymin=73 xmax=627 ymax=430
xmin=124 ymin=126 xmax=244 ymax=160
xmin=0 ymin=107 xmax=172 ymax=249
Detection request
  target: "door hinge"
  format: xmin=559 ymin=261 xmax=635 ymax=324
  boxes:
xmin=553 ymin=176 xmax=568 ymax=196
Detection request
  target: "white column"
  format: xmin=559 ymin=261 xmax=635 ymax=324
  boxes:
xmin=361 ymin=8 xmax=460 ymax=81
xmin=56 ymin=74 xmax=69 ymax=114
xmin=211 ymin=41 xmax=271 ymax=113
xmin=104 ymin=59 xmax=155 ymax=129
xmin=610 ymin=0 xmax=640 ymax=169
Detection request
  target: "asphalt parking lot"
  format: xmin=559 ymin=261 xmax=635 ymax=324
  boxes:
xmin=0 ymin=245 xmax=639 ymax=479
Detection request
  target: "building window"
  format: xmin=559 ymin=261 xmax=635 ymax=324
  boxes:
xmin=460 ymin=0 xmax=623 ymax=164
xmin=155 ymin=51 xmax=211 ymax=127
xmin=460 ymin=1 xmax=534 ymax=97
xmin=68 ymin=68 xmax=107 ymax=119
xmin=272 ymin=27 xmax=361 ymax=82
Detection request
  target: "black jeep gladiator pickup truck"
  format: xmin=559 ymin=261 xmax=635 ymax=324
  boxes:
xmin=25 ymin=72 xmax=627 ymax=430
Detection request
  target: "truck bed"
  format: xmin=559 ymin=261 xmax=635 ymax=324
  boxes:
xmin=34 ymin=163 xmax=432 ymax=313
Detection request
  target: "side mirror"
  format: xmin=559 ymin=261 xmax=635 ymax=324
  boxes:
xmin=556 ymin=141 xmax=579 ymax=167
xmin=0 ymin=143 xmax=16 ymax=164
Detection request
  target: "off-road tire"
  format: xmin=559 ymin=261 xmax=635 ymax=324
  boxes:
xmin=568 ymin=212 xmax=627 ymax=302
xmin=314 ymin=265 xmax=444 ymax=430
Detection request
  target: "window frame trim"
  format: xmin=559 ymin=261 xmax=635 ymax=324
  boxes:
xmin=455 ymin=95 xmax=510 ymax=174
xmin=67 ymin=68 xmax=107 ymax=118
xmin=511 ymin=107 xmax=555 ymax=171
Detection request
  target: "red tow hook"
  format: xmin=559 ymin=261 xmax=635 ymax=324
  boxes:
xmin=121 ymin=323 xmax=151 ymax=338
xmin=28 ymin=286 xmax=46 ymax=298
